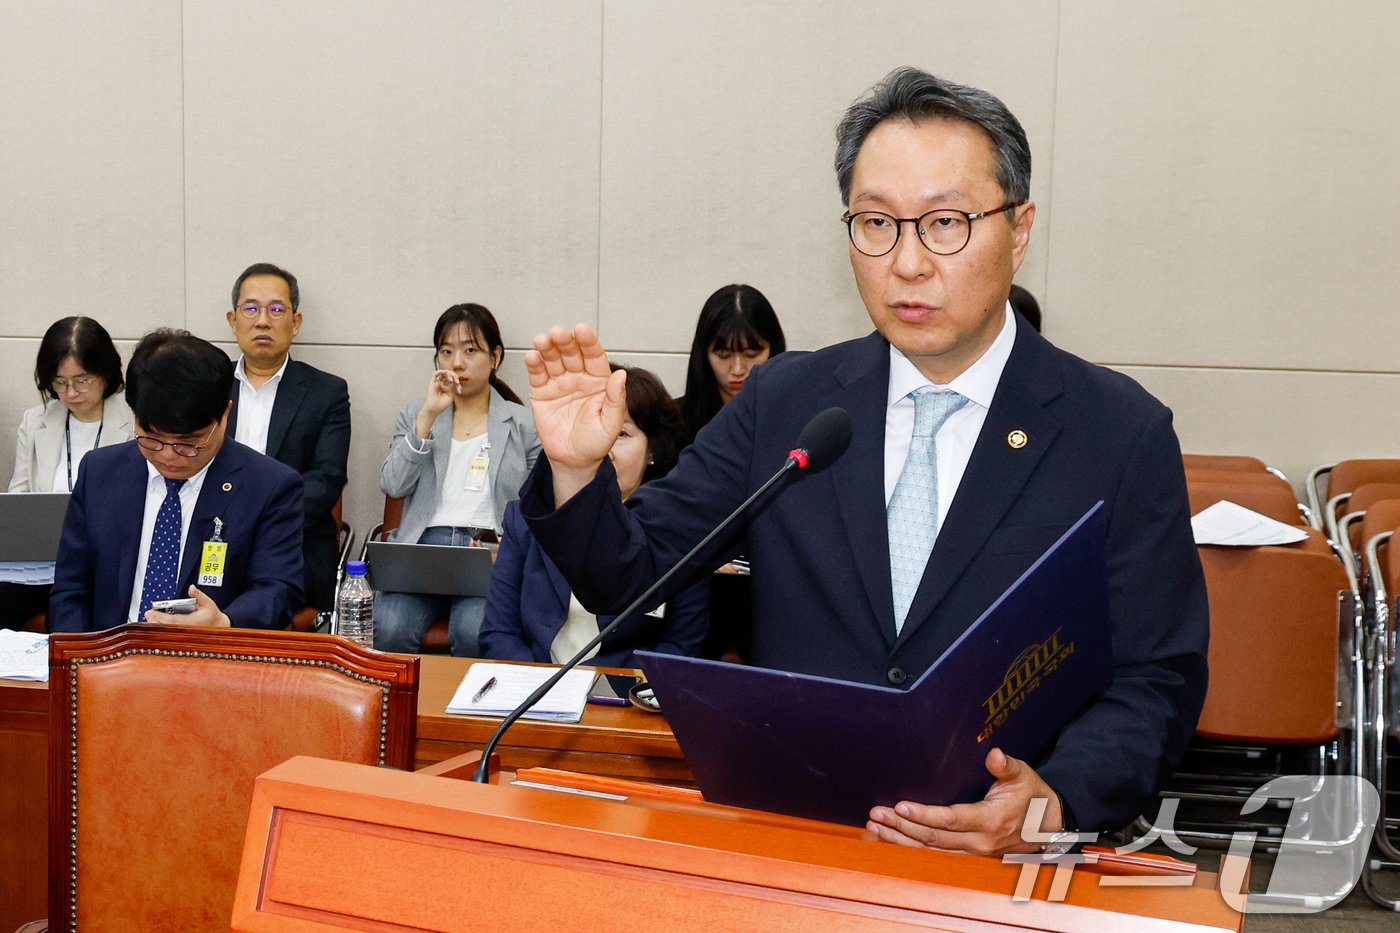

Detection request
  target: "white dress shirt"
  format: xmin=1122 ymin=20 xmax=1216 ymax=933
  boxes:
xmin=426 ymin=435 xmax=497 ymax=530
xmin=126 ymin=458 xmax=214 ymax=622
xmin=51 ymin=416 xmax=102 ymax=493
xmin=233 ymin=355 xmax=289 ymax=455
xmin=883 ymin=303 xmax=1016 ymax=539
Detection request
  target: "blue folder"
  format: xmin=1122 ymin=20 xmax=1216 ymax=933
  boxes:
xmin=636 ymin=502 xmax=1112 ymax=826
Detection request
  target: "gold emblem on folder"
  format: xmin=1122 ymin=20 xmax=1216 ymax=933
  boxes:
xmin=1007 ymin=429 xmax=1028 ymax=449
xmin=977 ymin=628 xmax=1074 ymax=743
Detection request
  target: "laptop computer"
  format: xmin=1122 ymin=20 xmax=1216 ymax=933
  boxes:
xmin=364 ymin=540 xmax=494 ymax=597
xmin=636 ymin=502 xmax=1112 ymax=827
xmin=0 ymin=492 xmax=71 ymax=561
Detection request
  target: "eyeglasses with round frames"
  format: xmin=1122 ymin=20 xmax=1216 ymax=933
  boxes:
xmin=841 ymin=203 xmax=1023 ymax=257
xmin=134 ymin=424 xmax=217 ymax=459
xmin=237 ymin=302 xmax=292 ymax=319
xmin=51 ymin=374 xmax=98 ymax=395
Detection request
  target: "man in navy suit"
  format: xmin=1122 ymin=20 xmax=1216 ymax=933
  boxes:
xmin=517 ymin=68 xmax=1208 ymax=856
xmin=225 ymin=263 xmax=351 ymax=613
xmin=49 ymin=330 xmax=304 ymax=631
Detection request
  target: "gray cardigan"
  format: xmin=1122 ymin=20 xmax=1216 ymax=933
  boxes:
xmin=379 ymin=388 xmax=541 ymax=542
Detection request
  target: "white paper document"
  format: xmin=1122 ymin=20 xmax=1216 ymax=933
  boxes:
xmin=446 ymin=662 xmax=592 ymax=722
xmin=1191 ymin=499 xmax=1309 ymax=547
xmin=0 ymin=630 xmax=49 ymax=681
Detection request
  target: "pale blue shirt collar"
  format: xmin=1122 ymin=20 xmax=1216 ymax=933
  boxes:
xmin=886 ymin=303 xmax=1016 ymax=412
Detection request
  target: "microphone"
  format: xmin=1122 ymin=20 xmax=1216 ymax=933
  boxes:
xmin=471 ymin=407 xmax=853 ymax=782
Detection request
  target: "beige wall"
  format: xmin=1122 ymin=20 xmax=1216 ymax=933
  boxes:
xmin=2 ymin=0 xmax=1398 ymax=539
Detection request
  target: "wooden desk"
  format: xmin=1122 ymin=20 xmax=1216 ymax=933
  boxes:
xmin=0 ymin=655 xmax=686 ymax=930
xmin=234 ymin=757 xmax=1247 ymax=932
xmin=0 ymin=676 xmax=47 ymax=931
xmin=413 ymin=655 xmax=689 ymax=781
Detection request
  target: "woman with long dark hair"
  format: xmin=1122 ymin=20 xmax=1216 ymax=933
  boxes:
xmin=375 ymin=303 xmax=540 ymax=656
xmin=4 ymin=316 xmax=134 ymax=629
xmin=678 ymin=284 xmax=786 ymax=446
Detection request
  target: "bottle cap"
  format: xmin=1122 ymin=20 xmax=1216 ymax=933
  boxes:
xmin=345 ymin=560 xmax=368 ymax=576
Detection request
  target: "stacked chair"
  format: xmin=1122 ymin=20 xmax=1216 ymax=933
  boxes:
xmin=1359 ymin=497 xmax=1400 ymax=906
xmin=1133 ymin=455 xmax=1370 ymax=909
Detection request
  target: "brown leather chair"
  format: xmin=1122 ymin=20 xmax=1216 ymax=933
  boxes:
xmin=364 ymin=495 xmax=452 ymax=653
xmin=42 ymin=624 xmax=418 ymax=933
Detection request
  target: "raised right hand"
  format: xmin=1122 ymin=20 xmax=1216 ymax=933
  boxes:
xmin=524 ymin=324 xmax=628 ymax=498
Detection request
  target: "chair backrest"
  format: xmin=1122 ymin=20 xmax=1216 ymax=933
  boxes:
xmin=1195 ymin=544 xmax=1348 ymax=744
xmin=1361 ymin=500 xmax=1400 ymax=598
xmin=47 ymin=625 xmax=419 ymax=933
xmin=382 ymin=495 xmax=406 ymax=539
xmin=1341 ymin=484 xmax=1400 ymax=552
xmin=1186 ymin=476 xmax=1303 ymax=525
xmin=1182 ymin=453 xmax=1269 ymax=473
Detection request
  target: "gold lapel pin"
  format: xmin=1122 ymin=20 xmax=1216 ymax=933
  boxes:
xmin=222 ymin=482 xmax=233 ymax=492
xmin=1007 ymin=430 xmax=1028 ymax=449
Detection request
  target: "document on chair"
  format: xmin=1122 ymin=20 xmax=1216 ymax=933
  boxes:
xmin=0 ymin=630 xmax=48 ymax=681
xmin=1191 ymin=500 xmax=1308 ymax=546
xmin=446 ymin=662 xmax=592 ymax=722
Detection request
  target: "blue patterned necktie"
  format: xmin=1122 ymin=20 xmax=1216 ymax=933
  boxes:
xmin=139 ymin=477 xmax=186 ymax=620
xmin=887 ymin=389 xmax=968 ymax=634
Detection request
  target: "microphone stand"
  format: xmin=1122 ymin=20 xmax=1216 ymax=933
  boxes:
xmin=471 ymin=453 xmax=804 ymax=783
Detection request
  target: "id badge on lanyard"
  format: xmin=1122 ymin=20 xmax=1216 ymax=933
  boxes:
xmin=465 ymin=440 xmax=491 ymax=492
xmin=198 ymin=517 xmax=228 ymax=587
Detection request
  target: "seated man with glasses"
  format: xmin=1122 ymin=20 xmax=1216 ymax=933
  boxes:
xmin=225 ymin=262 xmax=351 ymax=617
xmin=49 ymin=330 xmax=305 ymax=631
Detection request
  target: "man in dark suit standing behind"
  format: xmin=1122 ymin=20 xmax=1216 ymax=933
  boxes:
xmin=519 ymin=68 xmax=1208 ymax=856
xmin=50 ymin=330 xmax=304 ymax=631
xmin=225 ymin=263 xmax=351 ymax=614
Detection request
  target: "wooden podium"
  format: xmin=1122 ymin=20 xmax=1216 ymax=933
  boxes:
xmin=232 ymin=756 xmax=1245 ymax=931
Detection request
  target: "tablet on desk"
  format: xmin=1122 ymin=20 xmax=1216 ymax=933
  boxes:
xmin=364 ymin=540 xmax=493 ymax=597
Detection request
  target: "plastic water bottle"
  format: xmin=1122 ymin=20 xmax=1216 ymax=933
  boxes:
xmin=337 ymin=561 xmax=375 ymax=648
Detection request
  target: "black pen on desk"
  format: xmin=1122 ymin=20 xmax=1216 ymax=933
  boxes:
xmin=471 ymin=676 xmax=498 ymax=704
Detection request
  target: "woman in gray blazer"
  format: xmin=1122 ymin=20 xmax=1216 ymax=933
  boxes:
xmin=4 ymin=317 xmax=135 ymax=629
xmin=375 ymin=304 xmax=541 ymax=656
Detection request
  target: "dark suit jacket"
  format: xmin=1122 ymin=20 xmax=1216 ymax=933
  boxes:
xmin=229 ymin=358 xmax=350 ymax=610
xmin=479 ymin=501 xmax=708 ymax=668
xmin=48 ymin=439 xmax=305 ymax=632
xmin=522 ymin=319 xmax=1209 ymax=832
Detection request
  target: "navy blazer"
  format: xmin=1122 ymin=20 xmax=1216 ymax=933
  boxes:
xmin=522 ymin=318 xmax=1209 ymax=833
xmin=48 ymin=439 xmax=305 ymax=632
xmin=229 ymin=358 xmax=351 ymax=610
xmin=480 ymin=501 xmax=708 ymax=667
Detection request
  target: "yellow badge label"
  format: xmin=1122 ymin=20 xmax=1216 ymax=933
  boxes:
xmin=198 ymin=541 xmax=228 ymax=587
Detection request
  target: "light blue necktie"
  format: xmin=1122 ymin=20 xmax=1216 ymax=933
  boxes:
xmin=887 ymin=389 xmax=968 ymax=634
xmin=138 ymin=477 xmax=186 ymax=620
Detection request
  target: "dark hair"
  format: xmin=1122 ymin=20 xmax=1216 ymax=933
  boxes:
xmin=432 ymin=303 xmax=522 ymax=404
xmin=231 ymin=262 xmax=300 ymax=311
xmin=835 ymin=67 xmax=1031 ymax=210
xmin=680 ymin=284 xmax=785 ymax=443
xmin=613 ymin=365 xmax=685 ymax=484
xmin=1009 ymin=284 xmax=1041 ymax=333
xmin=34 ymin=316 xmax=125 ymax=403
xmin=124 ymin=329 xmax=235 ymax=434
